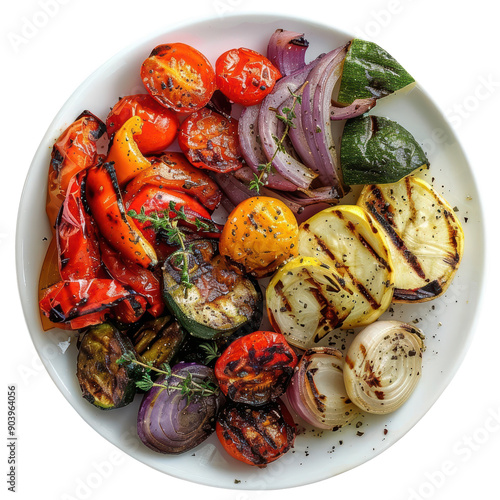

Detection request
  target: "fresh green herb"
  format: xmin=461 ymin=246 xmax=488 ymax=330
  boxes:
xmin=200 ymin=341 xmax=220 ymax=364
xmin=116 ymin=352 xmax=219 ymax=403
xmin=128 ymin=202 xmax=217 ymax=293
xmin=249 ymin=83 xmax=307 ymax=193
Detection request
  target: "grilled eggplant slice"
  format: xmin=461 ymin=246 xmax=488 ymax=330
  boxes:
xmin=163 ymin=240 xmax=263 ymax=340
xmin=130 ymin=315 xmax=186 ymax=368
xmin=266 ymin=256 xmax=352 ymax=349
xmin=357 ymin=176 xmax=465 ymax=302
xmin=76 ymin=323 xmax=138 ymax=410
xmin=298 ymin=205 xmax=394 ymax=328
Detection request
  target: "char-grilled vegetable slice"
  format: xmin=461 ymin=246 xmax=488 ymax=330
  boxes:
xmin=357 ymin=176 xmax=465 ymax=302
xmin=343 ymin=320 xmax=425 ymax=414
xmin=298 ymin=205 xmax=394 ymax=328
xmin=130 ymin=315 xmax=186 ymax=369
xmin=266 ymin=256 xmax=352 ymax=349
xmin=340 ymin=115 xmax=428 ymax=186
xmin=216 ymin=399 xmax=296 ymax=467
xmin=76 ymin=323 xmax=138 ymax=410
xmin=162 ymin=240 xmax=263 ymax=340
xmin=337 ymin=39 xmax=415 ymax=104
xmin=214 ymin=331 xmax=297 ymax=406
xmin=286 ymin=347 xmax=362 ymax=430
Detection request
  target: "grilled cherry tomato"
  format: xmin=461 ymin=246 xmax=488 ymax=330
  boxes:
xmin=215 ymin=47 xmax=281 ymax=106
xmin=219 ymin=196 xmax=298 ymax=278
xmin=216 ymin=400 xmax=296 ymax=467
xmin=178 ymin=108 xmax=242 ymax=173
xmin=47 ymin=111 xmax=106 ymax=228
xmin=141 ymin=43 xmax=216 ymax=113
xmin=124 ymin=152 xmax=222 ymax=211
xmin=214 ymin=331 xmax=297 ymax=406
xmin=106 ymin=94 xmax=179 ymax=155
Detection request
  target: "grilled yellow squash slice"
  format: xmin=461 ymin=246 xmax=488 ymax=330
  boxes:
xmin=266 ymin=256 xmax=352 ymax=349
xmin=357 ymin=176 xmax=464 ymax=302
xmin=298 ymin=205 xmax=394 ymax=329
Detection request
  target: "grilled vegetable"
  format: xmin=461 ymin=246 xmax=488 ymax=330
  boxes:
xmin=163 ymin=239 xmax=263 ymax=340
xmin=337 ymin=39 xmax=415 ymax=104
xmin=266 ymin=256 xmax=351 ymax=349
xmin=130 ymin=315 xmax=186 ymax=368
xmin=340 ymin=115 xmax=428 ymax=185
xmin=46 ymin=110 xmax=106 ymax=228
xmin=106 ymin=116 xmax=152 ymax=186
xmin=357 ymin=176 xmax=465 ymax=302
xmin=298 ymin=205 xmax=394 ymax=328
xmin=216 ymin=399 xmax=296 ymax=467
xmin=76 ymin=323 xmax=138 ymax=410
xmin=137 ymin=362 xmax=224 ymax=454
xmin=286 ymin=347 xmax=362 ymax=430
xmin=214 ymin=331 xmax=297 ymax=406
xmin=85 ymin=162 xmax=157 ymax=269
xmin=343 ymin=321 xmax=425 ymax=414
xmin=219 ymin=196 xmax=299 ymax=278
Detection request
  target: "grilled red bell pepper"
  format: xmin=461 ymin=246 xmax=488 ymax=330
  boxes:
xmin=56 ymin=172 xmax=101 ymax=280
xmin=125 ymin=185 xmax=222 ymax=248
xmin=39 ymin=279 xmax=135 ymax=324
xmin=100 ymin=238 xmax=164 ymax=317
xmin=47 ymin=111 xmax=106 ymax=228
xmin=123 ymin=152 xmax=222 ymax=211
xmin=85 ymin=162 xmax=158 ymax=269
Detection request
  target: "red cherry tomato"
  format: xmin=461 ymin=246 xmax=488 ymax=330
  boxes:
xmin=216 ymin=400 xmax=296 ymax=467
xmin=141 ymin=43 xmax=216 ymax=113
xmin=106 ymin=94 xmax=179 ymax=154
xmin=178 ymin=108 xmax=242 ymax=173
xmin=215 ymin=47 xmax=281 ymax=106
xmin=214 ymin=331 xmax=297 ymax=406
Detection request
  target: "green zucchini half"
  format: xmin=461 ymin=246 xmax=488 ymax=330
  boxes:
xmin=76 ymin=323 xmax=137 ymax=410
xmin=163 ymin=240 xmax=263 ymax=340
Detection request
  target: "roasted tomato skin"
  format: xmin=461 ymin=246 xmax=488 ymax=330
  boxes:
xmin=106 ymin=94 xmax=179 ymax=154
xmin=178 ymin=108 xmax=242 ymax=173
xmin=141 ymin=43 xmax=216 ymax=113
xmin=215 ymin=47 xmax=281 ymax=106
xmin=214 ymin=331 xmax=297 ymax=406
xmin=216 ymin=400 xmax=296 ymax=467
xmin=219 ymin=196 xmax=299 ymax=278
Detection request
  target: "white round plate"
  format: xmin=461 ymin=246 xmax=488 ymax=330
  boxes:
xmin=16 ymin=13 xmax=484 ymax=490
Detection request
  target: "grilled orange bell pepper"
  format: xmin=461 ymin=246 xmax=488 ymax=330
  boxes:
xmin=106 ymin=116 xmax=152 ymax=186
xmin=85 ymin=162 xmax=158 ymax=269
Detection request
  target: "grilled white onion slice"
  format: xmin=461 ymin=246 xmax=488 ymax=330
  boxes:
xmin=287 ymin=347 xmax=361 ymax=430
xmin=343 ymin=321 xmax=425 ymax=414
xmin=357 ymin=176 xmax=464 ymax=302
xmin=266 ymin=256 xmax=352 ymax=349
xmin=298 ymin=205 xmax=394 ymax=328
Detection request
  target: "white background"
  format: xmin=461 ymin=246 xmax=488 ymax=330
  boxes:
xmin=2 ymin=0 xmax=499 ymax=499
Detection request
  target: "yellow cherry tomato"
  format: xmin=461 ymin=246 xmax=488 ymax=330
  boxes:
xmin=219 ymin=196 xmax=298 ymax=278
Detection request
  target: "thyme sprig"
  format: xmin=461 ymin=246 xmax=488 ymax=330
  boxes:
xmin=249 ymin=82 xmax=307 ymax=193
xmin=116 ymin=352 xmax=219 ymax=403
xmin=199 ymin=341 xmax=220 ymax=364
xmin=128 ymin=202 xmax=210 ymax=292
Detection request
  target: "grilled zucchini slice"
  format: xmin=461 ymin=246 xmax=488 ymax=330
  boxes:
xmin=357 ymin=176 xmax=464 ymax=302
xmin=298 ymin=205 xmax=394 ymax=328
xmin=266 ymin=256 xmax=352 ymax=349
